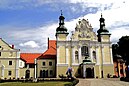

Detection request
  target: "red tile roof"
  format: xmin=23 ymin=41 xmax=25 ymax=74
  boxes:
xmin=20 ymin=53 xmax=42 ymax=64
xmin=48 ymin=40 xmax=56 ymax=49
xmin=20 ymin=40 xmax=56 ymax=63
xmin=38 ymin=40 xmax=56 ymax=59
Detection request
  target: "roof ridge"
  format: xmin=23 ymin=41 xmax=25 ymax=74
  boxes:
xmin=49 ymin=46 xmax=56 ymax=50
xmin=21 ymin=53 xmax=42 ymax=54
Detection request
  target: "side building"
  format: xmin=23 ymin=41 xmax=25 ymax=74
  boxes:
xmin=37 ymin=39 xmax=56 ymax=78
xmin=19 ymin=39 xmax=56 ymax=79
xmin=0 ymin=38 xmax=20 ymax=79
xmin=56 ymin=13 xmax=114 ymax=78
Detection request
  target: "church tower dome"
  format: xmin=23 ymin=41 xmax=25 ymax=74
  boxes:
xmin=97 ymin=13 xmax=109 ymax=35
xmin=97 ymin=13 xmax=111 ymax=42
xmin=55 ymin=10 xmax=69 ymax=41
xmin=56 ymin=10 xmax=68 ymax=33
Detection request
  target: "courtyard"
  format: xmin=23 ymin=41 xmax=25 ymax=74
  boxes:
xmin=77 ymin=78 xmax=129 ymax=86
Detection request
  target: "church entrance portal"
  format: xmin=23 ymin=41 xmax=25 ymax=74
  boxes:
xmin=82 ymin=62 xmax=95 ymax=78
xmin=86 ymin=68 xmax=94 ymax=78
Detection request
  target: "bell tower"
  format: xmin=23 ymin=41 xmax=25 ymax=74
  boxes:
xmin=56 ymin=10 xmax=69 ymax=41
xmin=56 ymin=11 xmax=69 ymax=78
xmin=97 ymin=13 xmax=111 ymax=42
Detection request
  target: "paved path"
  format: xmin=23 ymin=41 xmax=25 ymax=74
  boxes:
xmin=76 ymin=78 xmax=129 ymax=86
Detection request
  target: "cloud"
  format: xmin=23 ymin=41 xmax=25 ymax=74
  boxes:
xmin=111 ymin=27 xmax=129 ymax=43
xmin=1 ymin=0 xmax=129 ymax=53
xmin=19 ymin=41 xmax=40 ymax=48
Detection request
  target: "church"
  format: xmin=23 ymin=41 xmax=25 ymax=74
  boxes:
xmin=56 ymin=13 xmax=114 ymax=78
xmin=0 ymin=12 xmax=115 ymax=79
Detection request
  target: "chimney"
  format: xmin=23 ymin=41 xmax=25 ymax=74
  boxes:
xmin=48 ymin=37 xmax=49 ymax=49
xmin=12 ymin=45 xmax=14 ymax=49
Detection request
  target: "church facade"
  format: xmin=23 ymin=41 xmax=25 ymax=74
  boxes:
xmin=56 ymin=13 xmax=114 ymax=78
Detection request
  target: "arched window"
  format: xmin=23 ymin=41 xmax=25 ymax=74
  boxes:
xmin=81 ymin=46 xmax=89 ymax=56
xmin=75 ymin=51 xmax=78 ymax=59
xmin=92 ymin=51 xmax=96 ymax=59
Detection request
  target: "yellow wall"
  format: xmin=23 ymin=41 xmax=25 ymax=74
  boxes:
xmin=37 ymin=59 xmax=56 ymax=78
xmin=58 ymin=34 xmax=67 ymax=41
xmin=59 ymin=46 xmax=66 ymax=63
xmin=57 ymin=66 xmax=68 ymax=77
xmin=19 ymin=68 xmax=34 ymax=78
xmin=103 ymin=65 xmax=114 ymax=78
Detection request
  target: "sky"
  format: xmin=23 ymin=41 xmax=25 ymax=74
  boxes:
xmin=0 ymin=0 xmax=129 ymax=53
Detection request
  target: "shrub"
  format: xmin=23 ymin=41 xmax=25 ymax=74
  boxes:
xmin=64 ymin=82 xmax=73 ymax=86
xmin=0 ymin=78 xmax=2 ymax=83
xmin=120 ymin=77 xmax=125 ymax=81
xmin=64 ymin=78 xmax=79 ymax=86
xmin=125 ymin=78 xmax=129 ymax=82
xmin=72 ymin=78 xmax=79 ymax=86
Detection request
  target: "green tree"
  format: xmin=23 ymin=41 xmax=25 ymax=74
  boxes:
xmin=117 ymin=36 xmax=129 ymax=78
xmin=112 ymin=44 xmax=119 ymax=61
xmin=117 ymin=36 xmax=129 ymax=63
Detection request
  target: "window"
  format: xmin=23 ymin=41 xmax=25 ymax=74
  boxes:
xmin=0 ymin=52 xmax=1 ymax=56
xmin=20 ymin=62 xmax=22 ymax=66
xmin=42 ymin=62 xmax=45 ymax=66
xmin=9 ymin=61 xmax=12 ymax=65
xmin=50 ymin=70 xmax=53 ymax=76
xmin=81 ymin=46 xmax=89 ymax=56
xmin=75 ymin=51 xmax=78 ymax=59
xmin=49 ymin=62 xmax=52 ymax=66
xmin=93 ymin=51 xmax=96 ymax=59
xmin=8 ymin=71 xmax=12 ymax=76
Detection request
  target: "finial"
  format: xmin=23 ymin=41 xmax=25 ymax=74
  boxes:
xmin=101 ymin=13 xmax=103 ymax=18
xmin=61 ymin=10 xmax=63 ymax=16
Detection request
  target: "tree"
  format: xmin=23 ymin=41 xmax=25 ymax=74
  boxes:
xmin=117 ymin=36 xmax=129 ymax=78
xmin=112 ymin=44 xmax=119 ymax=61
xmin=117 ymin=36 xmax=129 ymax=64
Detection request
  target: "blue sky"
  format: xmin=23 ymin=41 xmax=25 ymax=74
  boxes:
xmin=0 ymin=0 xmax=129 ymax=53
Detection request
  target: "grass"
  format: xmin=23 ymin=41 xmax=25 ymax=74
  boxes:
xmin=0 ymin=81 xmax=71 ymax=86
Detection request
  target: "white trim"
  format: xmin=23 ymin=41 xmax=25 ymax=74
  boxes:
xmin=57 ymin=63 xmax=68 ymax=66
xmin=72 ymin=47 xmax=75 ymax=64
xmin=78 ymin=46 xmax=81 ymax=63
xmin=57 ymin=47 xmax=60 ymax=63
xmin=72 ymin=63 xmax=80 ymax=66
xmin=1 ymin=65 xmax=4 ymax=78
xmin=110 ymin=48 xmax=113 ymax=64
xmin=90 ymin=47 xmax=93 ymax=62
xmin=103 ymin=63 xmax=114 ymax=65
xmin=96 ymin=47 xmax=100 ymax=65
xmin=83 ymin=65 xmax=86 ymax=78
xmin=66 ymin=47 xmax=69 ymax=64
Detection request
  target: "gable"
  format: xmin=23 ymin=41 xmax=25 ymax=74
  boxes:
xmin=73 ymin=19 xmax=97 ymax=41
xmin=0 ymin=38 xmax=16 ymax=50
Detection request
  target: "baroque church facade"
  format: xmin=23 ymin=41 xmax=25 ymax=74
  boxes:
xmin=0 ymin=13 xmax=115 ymax=79
xmin=56 ymin=13 xmax=114 ymax=78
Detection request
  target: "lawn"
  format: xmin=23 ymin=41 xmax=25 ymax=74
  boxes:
xmin=0 ymin=81 xmax=71 ymax=86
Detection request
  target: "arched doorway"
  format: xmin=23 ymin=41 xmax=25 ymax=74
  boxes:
xmin=86 ymin=68 xmax=94 ymax=78
xmin=25 ymin=70 xmax=30 ymax=78
xmin=40 ymin=70 xmax=48 ymax=78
